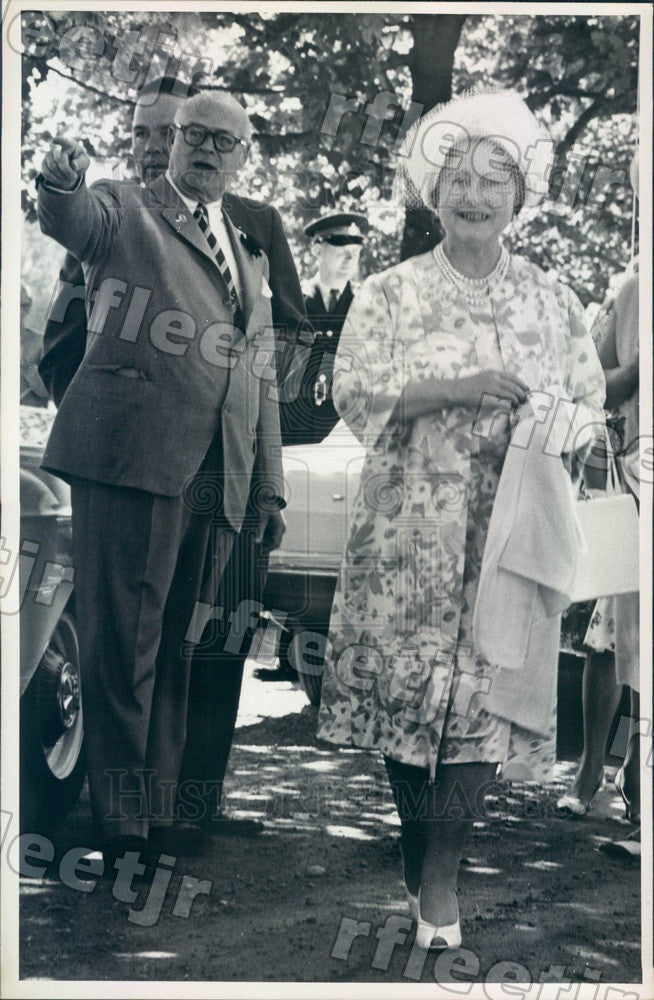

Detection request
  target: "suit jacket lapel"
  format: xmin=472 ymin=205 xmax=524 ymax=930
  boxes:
xmin=305 ymin=279 xmax=327 ymax=316
xmin=150 ymin=179 xmax=265 ymax=338
xmin=150 ymin=175 xmax=219 ymax=269
xmin=222 ymin=192 xmax=247 ymax=231
xmin=332 ymin=281 xmax=353 ymax=315
xmin=334 ymin=281 xmax=354 ymax=315
xmin=222 ymin=208 xmax=261 ymax=337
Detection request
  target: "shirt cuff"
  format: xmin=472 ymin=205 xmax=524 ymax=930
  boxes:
xmin=36 ymin=174 xmax=83 ymax=195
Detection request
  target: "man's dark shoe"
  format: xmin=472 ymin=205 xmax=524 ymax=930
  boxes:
xmin=148 ymin=822 xmax=209 ymax=857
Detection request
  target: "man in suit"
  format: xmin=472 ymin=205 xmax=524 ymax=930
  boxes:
xmin=40 ymin=76 xmax=309 ymax=412
xmin=39 ymin=75 xmax=199 ymax=407
xmin=37 ymin=79 xmax=312 ymax=848
xmin=37 ymin=91 xmax=288 ymax=865
xmin=296 ymin=211 xmax=369 ymax=443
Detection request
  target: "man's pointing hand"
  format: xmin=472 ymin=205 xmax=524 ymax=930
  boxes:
xmin=41 ymin=137 xmax=90 ymax=191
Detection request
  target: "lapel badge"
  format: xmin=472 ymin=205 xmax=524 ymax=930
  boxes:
xmin=175 ymin=212 xmax=187 ymax=224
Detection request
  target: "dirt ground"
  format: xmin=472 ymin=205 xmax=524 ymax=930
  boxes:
xmin=18 ymin=663 xmax=642 ymax=987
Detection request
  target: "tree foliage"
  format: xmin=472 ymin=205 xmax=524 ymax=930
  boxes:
xmin=454 ymin=14 xmax=639 ymax=304
xmin=21 ymin=10 xmax=639 ymax=326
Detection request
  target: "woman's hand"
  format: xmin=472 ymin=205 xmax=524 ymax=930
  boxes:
xmin=398 ymin=369 xmax=529 ymax=422
xmin=449 ymin=370 xmax=530 ymax=409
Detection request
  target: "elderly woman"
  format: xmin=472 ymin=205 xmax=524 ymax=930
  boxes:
xmin=317 ymin=91 xmax=606 ymax=949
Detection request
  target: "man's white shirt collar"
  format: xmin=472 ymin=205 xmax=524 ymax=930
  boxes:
xmin=165 ymin=170 xmax=222 ymax=213
xmin=166 ymin=171 xmax=242 ymax=300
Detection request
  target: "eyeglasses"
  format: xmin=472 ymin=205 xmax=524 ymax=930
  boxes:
xmin=174 ymin=123 xmax=249 ymax=153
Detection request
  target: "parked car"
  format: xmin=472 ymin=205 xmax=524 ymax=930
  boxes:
xmin=263 ymin=421 xmax=364 ymax=704
xmin=19 ymin=406 xmax=84 ymax=833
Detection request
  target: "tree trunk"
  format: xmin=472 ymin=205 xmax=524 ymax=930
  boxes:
xmin=400 ymin=14 xmax=466 ymax=261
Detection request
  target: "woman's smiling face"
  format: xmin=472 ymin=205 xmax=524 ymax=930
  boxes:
xmin=435 ymin=138 xmax=521 ymax=248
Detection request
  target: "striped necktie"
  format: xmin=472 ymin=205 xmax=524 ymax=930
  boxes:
xmin=193 ymin=202 xmax=245 ymax=331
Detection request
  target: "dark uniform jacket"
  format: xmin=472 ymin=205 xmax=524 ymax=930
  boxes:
xmin=286 ymin=277 xmax=355 ymax=444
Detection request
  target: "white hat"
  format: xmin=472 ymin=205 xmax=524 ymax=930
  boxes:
xmin=396 ymin=89 xmax=554 ymax=211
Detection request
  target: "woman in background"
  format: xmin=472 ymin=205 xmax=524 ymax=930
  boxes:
xmin=557 ymin=152 xmax=640 ymax=852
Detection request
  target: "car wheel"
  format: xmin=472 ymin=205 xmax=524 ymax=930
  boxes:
xmin=20 ymin=611 xmax=86 ymax=834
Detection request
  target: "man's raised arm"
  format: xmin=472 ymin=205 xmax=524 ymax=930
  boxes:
xmin=37 ymin=137 xmax=121 ymax=264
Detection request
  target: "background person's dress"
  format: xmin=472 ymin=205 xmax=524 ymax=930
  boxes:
xmin=317 ymin=250 xmax=605 ymax=781
xmin=583 ymin=272 xmax=639 ymax=691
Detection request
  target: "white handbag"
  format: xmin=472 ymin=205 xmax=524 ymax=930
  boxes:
xmin=570 ymin=447 xmax=639 ymax=602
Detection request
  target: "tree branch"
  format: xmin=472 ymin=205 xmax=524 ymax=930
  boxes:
xmin=538 ymin=84 xmax=612 ymax=104
xmin=201 ymin=82 xmax=284 ymax=95
xmin=41 ymin=63 xmax=135 ymax=106
xmin=33 ymin=61 xmax=286 ymax=106
xmin=556 ymin=98 xmax=606 ymax=159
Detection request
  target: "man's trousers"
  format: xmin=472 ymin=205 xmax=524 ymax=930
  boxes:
xmin=70 ymin=475 xmax=226 ymax=842
xmin=176 ymin=524 xmax=268 ymax=829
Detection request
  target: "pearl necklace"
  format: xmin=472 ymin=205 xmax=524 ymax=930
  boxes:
xmin=434 ymin=243 xmax=510 ymax=301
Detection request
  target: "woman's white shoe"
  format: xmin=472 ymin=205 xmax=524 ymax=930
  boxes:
xmin=416 ymin=893 xmax=462 ymax=950
xmin=555 ymin=774 xmax=605 ymax=817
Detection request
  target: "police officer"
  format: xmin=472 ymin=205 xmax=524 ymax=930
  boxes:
xmin=296 ymin=211 xmax=369 ymax=443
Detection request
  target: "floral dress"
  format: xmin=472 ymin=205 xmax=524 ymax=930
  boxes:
xmin=317 ymin=249 xmax=605 ymax=781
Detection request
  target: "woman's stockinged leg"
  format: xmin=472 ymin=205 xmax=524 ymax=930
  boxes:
xmin=383 ymin=756 xmax=428 ymax=897
xmin=572 ymin=651 xmax=622 ymax=802
xmin=419 ymin=761 xmax=498 ymax=927
xmin=622 ymin=689 xmax=640 ymax=814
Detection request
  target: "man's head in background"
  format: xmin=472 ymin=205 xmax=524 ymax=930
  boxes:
xmin=304 ymin=212 xmax=369 ymax=289
xmin=132 ymin=76 xmax=199 ymax=183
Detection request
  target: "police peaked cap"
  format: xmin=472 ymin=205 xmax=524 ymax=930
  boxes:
xmin=304 ymin=212 xmax=369 ymax=245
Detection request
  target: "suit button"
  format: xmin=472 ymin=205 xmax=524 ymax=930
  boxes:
xmin=326 ymin=330 xmax=333 ymax=338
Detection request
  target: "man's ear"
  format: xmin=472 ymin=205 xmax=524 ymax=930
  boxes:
xmin=167 ymin=124 xmax=176 ymax=151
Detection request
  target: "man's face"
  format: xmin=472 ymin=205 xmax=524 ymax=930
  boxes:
xmin=317 ymin=242 xmax=362 ymax=285
xmin=131 ymin=93 xmax=184 ymax=183
xmin=168 ymin=96 xmax=250 ymax=203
